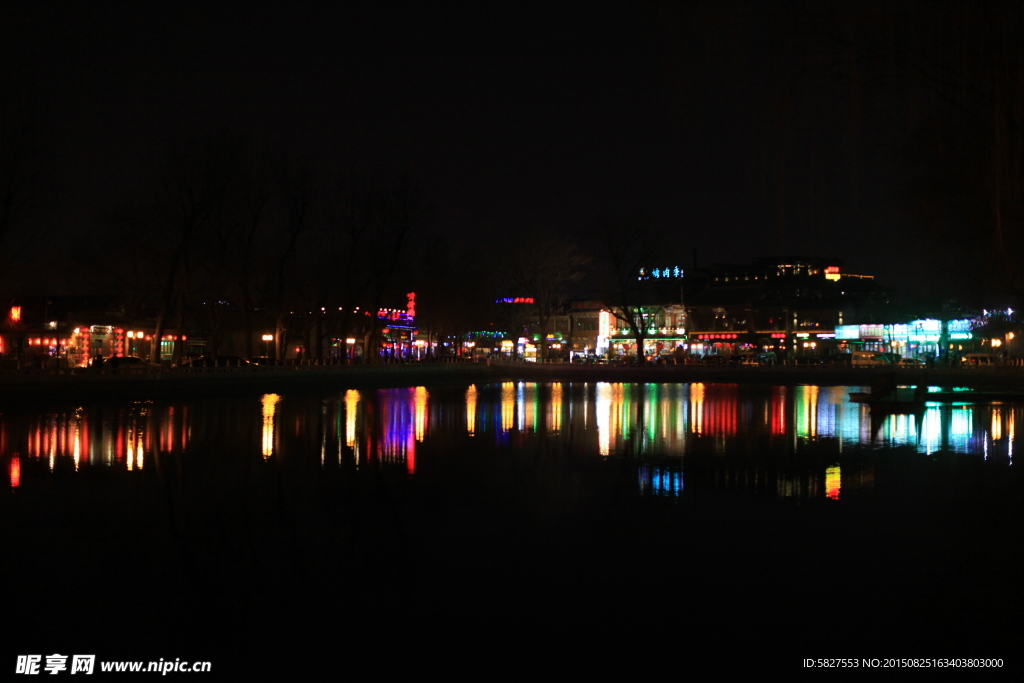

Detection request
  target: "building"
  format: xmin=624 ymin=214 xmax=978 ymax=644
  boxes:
xmin=681 ymin=256 xmax=889 ymax=359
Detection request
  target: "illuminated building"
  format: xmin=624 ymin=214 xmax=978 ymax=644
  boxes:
xmin=681 ymin=256 xmax=888 ymax=361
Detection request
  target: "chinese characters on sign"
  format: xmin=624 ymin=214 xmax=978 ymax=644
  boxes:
xmin=16 ymin=655 xmax=96 ymax=675
xmin=638 ymin=266 xmax=684 ymax=280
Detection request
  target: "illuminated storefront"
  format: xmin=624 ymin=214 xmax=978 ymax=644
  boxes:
xmin=376 ymin=292 xmax=418 ymax=360
xmin=835 ymin=319 xmax=977 ymax=360
xmin=606 ymin=305 xmax=688 ymax=360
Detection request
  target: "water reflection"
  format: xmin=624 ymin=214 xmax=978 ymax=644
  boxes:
xmin=465 ymin=385 xmax=477 ymax=437
xmin=378 ymin=386 xmax=427 ymax=474
xmin=638 ymin=463 xmax=683 ymax=497
xmin=6 ymin=401 xmax=189 ymax=472
xmin=2 ymin=382 xmax=1017 ymax=502
xmin=344 ymin=389 xmax=360 ymax=462
xmin=843 ymin=400 xmax=1016 ymax=461
xmin=262 ymin=393 xmax=280 ymax=458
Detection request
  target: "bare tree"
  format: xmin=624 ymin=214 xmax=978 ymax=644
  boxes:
xmin=588 ymin=217 xmax=669 ymax=363
xmin=221 ymin=131 xmax=276 ymax=360
xmin=146 ymin=132 xmax=233 ymax=363
xmin=267 ymin=152 xmax=317 ymax=361
xmin=0 ymin=77 xmax=55 ymax=291
xmin=501 ymin=230 xmax=589 ymax=361
xmin=412 ymin=237 xmax=495 ymax=358
xmin=795 ymin=4 xmax=1024 ymax=304
xmin=78 ymin=198 xmax=165 ymax=315
xmin=289 ymin=169 xmax=423 ymax=363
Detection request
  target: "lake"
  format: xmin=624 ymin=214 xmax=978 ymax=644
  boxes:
xmin=3 ymin=381 xmax=1020 ymax=674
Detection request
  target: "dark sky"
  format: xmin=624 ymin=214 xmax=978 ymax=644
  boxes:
xmin=2 ymin=2 xmax=954 ymax=294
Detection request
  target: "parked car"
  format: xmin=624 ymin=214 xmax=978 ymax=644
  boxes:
xmin=852 ymin=350 xmax=890 ymax=366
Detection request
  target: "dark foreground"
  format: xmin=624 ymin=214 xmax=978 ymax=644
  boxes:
xmin=4 ymin=441 xmax=1021 ymax=676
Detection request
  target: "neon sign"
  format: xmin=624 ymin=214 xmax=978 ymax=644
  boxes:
xmin=639 ymin=267 xmax=684 ymax=280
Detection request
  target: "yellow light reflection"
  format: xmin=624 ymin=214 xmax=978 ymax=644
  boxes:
xmin=612 ymin=383 xmax=629 ymax=444
xmin=344 ymin=390 xmax=359 ymax=448
xmin=548 ymin=383 xmax=562 ymax=434
xmin=466 ymin=384 xmax=477 ymax=436
xmin=800 ymin=385 xmax=819 ymax=439
xmin=261 ymin=393 xmax=281 ymax=458
xmin=344 ymin=389 xmax=360 ymax=466
xmin=73 ymin=418 xmax=82 ymax=470
xmin=691 ymin=382 xmax=705 ymax=435
xmin=825 ymin=465 xmax=841 ymax=500
xmin=501 ymin=382 xmax=515 ymax=433
xmin=414 ymin=386 xmax=428 ymax=442
xmin=127 ymin=425 xmax=135 ymax=471
xmin=596 ymin=382 xmax=612 ymax=456
xmin=48 ymin=417 xmax=57 ymax=471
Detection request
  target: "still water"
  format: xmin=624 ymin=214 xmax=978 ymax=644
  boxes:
xmin=3 ymin=381 xmax=1021 ymax=672
xmin=6 ymin=382 xmax=1017 ymax=495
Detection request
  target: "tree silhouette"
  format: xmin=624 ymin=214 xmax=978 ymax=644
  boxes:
xmin=501 ymin=231 xmax=588 ymax=360
xmin=796 ymin=3 xmax=1024 ymax=304
xmin=587 ymin=217 xmax=668 ymax=363
xmin=0 ymin=77 xmax=55 ymax=292
xmin=145 ymin=131 xmax=234 ymax=362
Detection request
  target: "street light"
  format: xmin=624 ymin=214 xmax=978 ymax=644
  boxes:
xmin=262 ymin=334 xmax=273 ymax=357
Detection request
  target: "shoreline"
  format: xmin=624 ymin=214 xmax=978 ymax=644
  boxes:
xmin=489 ymin=360 xmax=1024 ymax=391
xmin=1 ymin=360 xmax=1022 ymax=402
xmin=0 ymin=363 xmax=494 ymax=403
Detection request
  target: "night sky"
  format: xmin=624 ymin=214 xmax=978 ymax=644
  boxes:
xmin=1 ymin=2 xmax=1008 ymax=298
